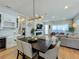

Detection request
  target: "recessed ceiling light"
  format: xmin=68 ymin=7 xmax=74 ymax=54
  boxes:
xmin=64 ymin=6 xmax=68 ymax=9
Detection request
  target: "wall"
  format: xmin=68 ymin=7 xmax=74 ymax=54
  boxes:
xmin=0 ymin=12 xmax=18 ymax=37
xmin=0 ymin=12 xmax=18 ymax=48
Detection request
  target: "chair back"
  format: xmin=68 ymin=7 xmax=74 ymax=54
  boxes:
xmin=22 ymin=41 xmax=32 ymax=58
xmin=16 ymin=40 xmax=23 ymax=53
xmin=45 ymin=41 xmax=61 ymax=59
xmin=46 ymin=46 xmax=58 ymax=59
xmin=39 ymin=41 xmax=61 ymax=59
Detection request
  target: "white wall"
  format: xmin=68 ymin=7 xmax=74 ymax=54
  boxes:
xmin=0 ymin=12 xmax=18 ymax=37
xmin=0 ymin=12 xmax=18 ymax=48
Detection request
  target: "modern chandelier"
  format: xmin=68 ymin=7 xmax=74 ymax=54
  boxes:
xmin=28 ymin=0 xmax=44 ymax=21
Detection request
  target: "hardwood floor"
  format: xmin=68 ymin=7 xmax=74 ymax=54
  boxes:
xmin=0 ymin=47 xmax=22 ymax=59
xmin=58 ymin=46 xmax=79 ymax=59
xmin=0 ymin=46 xmax=79 ymax=59
xmin=0 ymin=47 xmax=38 ymax=59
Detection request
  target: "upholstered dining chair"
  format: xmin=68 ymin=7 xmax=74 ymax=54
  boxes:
xmin=39 ymin=41 xmax=61 ymax=59
xmin=21 ymin=41 xmax=38 ymax=59
xmin=16 ymin=39 xmax=24 ymax=59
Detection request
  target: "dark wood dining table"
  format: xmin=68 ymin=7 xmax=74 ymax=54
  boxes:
xmin=19 ymin=37 xmax=53 ymax=53
xmin=32 ymin=39 xmax=52 ymax=53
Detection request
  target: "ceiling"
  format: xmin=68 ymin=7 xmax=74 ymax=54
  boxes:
xmin=0 ymin=0 xmax=79 ymax=21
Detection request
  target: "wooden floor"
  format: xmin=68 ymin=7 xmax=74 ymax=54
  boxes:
xmin=0 ymin=47 xmax=39 ymax=59
xmin=0 ymin=47 xmax=22 ymax=59
xmin=0 ymin=46 xmax=79 ymax=59
xmin=58 ymin=46 xmax=79 ymax=59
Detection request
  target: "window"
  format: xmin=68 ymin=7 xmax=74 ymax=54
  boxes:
xmin=52 ymin=24 xmax=69 ymax=33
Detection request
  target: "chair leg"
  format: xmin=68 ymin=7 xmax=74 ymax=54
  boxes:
xmin=16 ymin=50 xmax=19 ymax=59
xmin=56 ymin=56 xmax=58 ymax=59
xmin=22 ymin=54 xmax=26 ymax=59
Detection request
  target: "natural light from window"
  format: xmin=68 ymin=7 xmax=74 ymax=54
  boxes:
xmin=52 ymin=24 xmax=69 ymax=33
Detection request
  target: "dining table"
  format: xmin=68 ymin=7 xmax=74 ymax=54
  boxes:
xmin=18 ymin=36 xmax=53 ymax=53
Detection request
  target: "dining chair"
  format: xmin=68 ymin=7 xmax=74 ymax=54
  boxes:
xmin=21 ymin=41 xmax=38 ymax=59
xmin=39 ymin=41 xmax=61 ymax=59
xmin=16 ymin=40 xmax=24 ymax=59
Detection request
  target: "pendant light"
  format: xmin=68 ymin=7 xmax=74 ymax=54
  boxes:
xmin=28 ymin=0 xmax=44 ymax=21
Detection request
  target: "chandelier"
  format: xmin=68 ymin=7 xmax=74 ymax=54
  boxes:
xmin=28 ymin=0 xmax=44 ymax=21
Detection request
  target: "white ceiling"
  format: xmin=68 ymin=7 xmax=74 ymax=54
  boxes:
xmin=0 ymin=0 xmax=79 ymax=21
